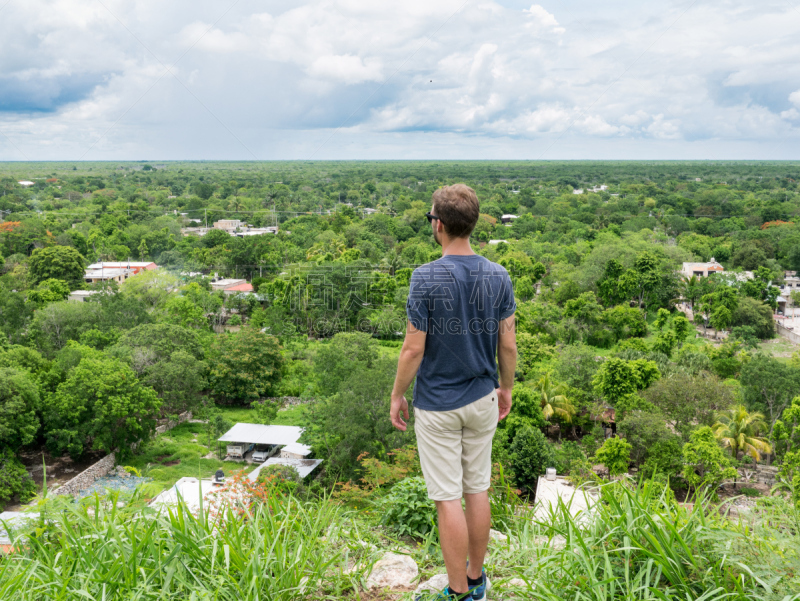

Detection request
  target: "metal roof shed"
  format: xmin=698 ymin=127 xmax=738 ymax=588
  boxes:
xmin=217 ymin=423 xmax=303 ymax=446
xmin=248 ymin=457 xmax=323 ymax=481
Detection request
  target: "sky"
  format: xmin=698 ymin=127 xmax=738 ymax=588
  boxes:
xmin=1 ymin=0 xmax=800 ymax=161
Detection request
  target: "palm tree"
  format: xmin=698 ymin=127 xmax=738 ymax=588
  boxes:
xmin=712 ymin=405 xmax=772 ymax=468
xmin=535 ymin=372 xmax=576 ymax=424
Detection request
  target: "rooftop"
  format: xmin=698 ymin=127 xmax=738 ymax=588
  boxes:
xmin=218 ymin=423 xmax=304 ymax=446
xmin=248 ymin=457 xmax=323 ymax=481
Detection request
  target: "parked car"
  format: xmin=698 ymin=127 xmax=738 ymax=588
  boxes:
xmin=226 ymin=443 xmax=255 ymax=459
xmin=252 ymin=444 xmax=277 ymax=463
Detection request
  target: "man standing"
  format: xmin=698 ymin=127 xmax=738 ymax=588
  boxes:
xmin=391 ymin=184 xmax=517 ymax=601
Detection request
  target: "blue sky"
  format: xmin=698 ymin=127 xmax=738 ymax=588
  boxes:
xmin=1 ymin=0 xmax=799 ymax=160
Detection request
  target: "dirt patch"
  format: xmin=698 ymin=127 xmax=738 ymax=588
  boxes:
xmin=163 ymin=460 xmax=181 ymax=466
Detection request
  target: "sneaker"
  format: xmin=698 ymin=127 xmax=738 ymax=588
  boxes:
xmin=414 ymin=586 xmax=471 ymax=601
xmin=468 ymin=569 xmax=490 ymax=601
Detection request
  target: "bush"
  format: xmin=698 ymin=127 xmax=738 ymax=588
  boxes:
xmin=209 ymin=329 xmax=284 ymax=405
xmin=0 ymin=448 xmax=36 ymax=510
xmin=379 ymin=476 xmax=436 ymax=538
xmin=641 ymin=438 xmax=684 ymax=478
xmin=552 ymin=441 xmax=586 ymax=475
xmin=510 ymin=425 xmax=555 ymax=493
xmin=593 ymin=437 xmax=632 ymax=477
xmin=739 ymin=486 xmax=760 ymax=497
xmin=256 ymin=464 xmax=308 ymax=497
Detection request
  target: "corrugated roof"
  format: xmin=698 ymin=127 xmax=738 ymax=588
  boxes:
xmin=248 ymin=457 xmax=322 ymax=481
xmin=218 ymin=423 xmax=303 ymax=445
xmin=281 ymin=442 xmax=312 ymax=456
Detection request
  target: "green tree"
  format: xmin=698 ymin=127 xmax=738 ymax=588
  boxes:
xmin=534 ymin=372 xmax=576 ymax=423
xmin=28 ymin=245 xmax=85 ymax=287
xmin=593 ymin=437 xmax=632 ymax=476
xmin=313 ymin=332 xmax=379 ymax=397
xmin=0 ymin=448 xmax=36 ymax=510
xmin=712 ymin=405 xmax=772 ymax=465
xmin=251 ymin=398 xmax=280 ymax=425
xmin=593 ymin=358 xmax=660 ymax=404
xmin=302 ymin=356 xmax=411 ymax=483
xmin=45 ymin=356 xmax=161 ymax=459
xmin=208 ymin=329 xmax=284 ymax=405
xmin=0 ymin=368 xmax=41 ymax=450
xmin=682 ymin=426 xmax=737 ymax=496
xmin=510 ymin=425 xmax=554 ymax=493
xmin=654 ymin=308 xmax=670 ymax=331
xmin=731 ymin=296 xmax=775 ymax=339
xmin=27 ymin=278 xmax=71 ymax=307
xmin=672 ymin=315 xmax=691 ymax=340
xmin=164 ymin=295 xmax=207 ymax=329
xmin=140 ymin=351 xmax=207 ymax=415
xmin=741 ymin=356 xmax=800 ymax=429
xmin=644 ymin=372 xmax=734 ymax=440
xmin=617 ymin=411 xmax=677 ymax=466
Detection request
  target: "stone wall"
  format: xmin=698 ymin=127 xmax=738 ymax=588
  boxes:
xmin=776 ymin=322 xmax=800 ymax=345
xmin=737 ymin=464 xmax=779 ymax=486
xmin=264 ymin=396 xmax=312 ymax=408
xmin=53 ymin=453 xmax=115 ymax=497
xmin=155 ymin=411 xmax=193 ymax=435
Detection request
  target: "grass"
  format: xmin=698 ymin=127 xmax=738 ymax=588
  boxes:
xmin=124 ymin=422 xmax=244 ymax=493
xmin=124 ymin=404 xmax=311 ymax=493
xmin=4 ymin=481 xmax=799 ymax=599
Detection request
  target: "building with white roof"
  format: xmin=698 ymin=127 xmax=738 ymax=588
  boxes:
xmin=248 ymin=457 xmax=323 ymax=481
xmin=681 ymin=258 xmax=724 ymax=279
xmin=280 ymin=442 xmax=312 ymax=458
xmin=218 ymin=423 xmax=304 ymax=447
xmin=84 ymin=267 xmax=135 ymax=284
xmin=69 ymin=290 xmax=101 ymax=302
xmin=87 ymin=261 xmax=156 ymax=275
xmin=18 ymin=180 xmax=35 ymax=187
xmin=500 ymin=214 xmax=518 ymax=224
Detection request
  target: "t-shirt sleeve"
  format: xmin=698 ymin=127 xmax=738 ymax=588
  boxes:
xmin=499 ymin=271 xmax=517 ymax=321
xmin=406 ymin=270 xmax=429 ymax=332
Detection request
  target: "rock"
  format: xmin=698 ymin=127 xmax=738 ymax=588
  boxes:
xmin=414 ymin=573 xmax=450 ymax=595
xmin=508 ymin=578 xmax=529 ymax=588
xmin=489 ymin=529 xmax=508 ymax=543
xmin=365 ymin=552 xmax=418 ymax=590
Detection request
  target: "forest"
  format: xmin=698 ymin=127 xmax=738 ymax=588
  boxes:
xmin=1 ymin=161 xmax=799 ymax=598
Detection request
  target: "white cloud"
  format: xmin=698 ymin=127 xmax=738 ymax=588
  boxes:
xmin=1 ymin=0 xmax=800 ymax=159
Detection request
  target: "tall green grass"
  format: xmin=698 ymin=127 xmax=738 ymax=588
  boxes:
xmin=2 ymin=481 xmax=798 ymax=600
xmin=497 ymin=482 xmax=800 ymax=600
xmin=0 ymin=491 xmax=360 ymax=600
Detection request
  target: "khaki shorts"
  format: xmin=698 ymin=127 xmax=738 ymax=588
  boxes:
xmin=414 ymin=390 xmax=499 ymax=501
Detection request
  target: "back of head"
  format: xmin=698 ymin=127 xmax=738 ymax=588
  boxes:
xmin=432 ymin=184 xmax=480 ymax=239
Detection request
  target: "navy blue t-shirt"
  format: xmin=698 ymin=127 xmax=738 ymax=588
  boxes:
xmin=406 ymin=254 xmax=516 ymax=412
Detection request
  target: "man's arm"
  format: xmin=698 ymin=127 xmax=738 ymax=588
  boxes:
xmin=390 ymin=320 xmax=427 ymax=431
xmin=496 ymin=314 xmax=517 ymax=421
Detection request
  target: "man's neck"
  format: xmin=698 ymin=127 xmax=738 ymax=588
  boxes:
xmin=441 ymin=236 xmax=475 ymax=256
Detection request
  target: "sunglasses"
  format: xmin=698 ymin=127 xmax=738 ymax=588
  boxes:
xmin=425 ymin=212 xmax=441 ymax=223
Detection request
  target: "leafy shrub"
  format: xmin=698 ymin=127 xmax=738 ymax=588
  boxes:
xmin=739 ymin=486 xmax=760 ymax=497
xmin=257 ymin=464 xmax=305 ymax=496
xmin=641 ymin=438 xmax=684 ymax=478
xmin=0 ymin=448 xmax=36 ymax=510
xmin=510 ymin=425 xmax=554 ymax=493
xmin=552 ymin=441 xmax=586 ymax=475
xmin=593 ymin=437 xmax=632 ymax=476
xmin=682 ymin=426 xmax=737 ymax=495
xmin=379 ymin=476 xmax=436 ymax=538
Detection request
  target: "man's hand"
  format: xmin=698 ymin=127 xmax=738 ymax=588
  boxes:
xmin=391 ymin=395 xmax=410 ymax=431
xmin=497 ymin=387 xmax=512 ymax=421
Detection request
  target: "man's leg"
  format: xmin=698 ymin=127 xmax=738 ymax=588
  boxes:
xmin=464 ymin=491 xmax=491 ymax=580
xmin=436 ymin=499 xmax=469 ymax=594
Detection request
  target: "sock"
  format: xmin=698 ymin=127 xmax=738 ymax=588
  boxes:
xmin=467 ymin=573 xmax=484 ymax=587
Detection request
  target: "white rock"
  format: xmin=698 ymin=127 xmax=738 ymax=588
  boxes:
xmin=414 ymin=573 xmax=450 ymax=595
xmin=508 ymin=578 xmax=529 ymax=588
xmin=365 ymin=552 xmax=418 ymax=590
xmin=489 ymin=529 xmax=508 ymax=543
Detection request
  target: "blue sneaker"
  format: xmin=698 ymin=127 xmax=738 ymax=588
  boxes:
xmin=468 ymin=569 xmax=490 ymax=601
xmin=414 ymin=585 xmax=471 ymax=601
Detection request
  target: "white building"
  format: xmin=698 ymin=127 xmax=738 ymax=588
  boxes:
xmin=572 ymin=189 xmax=584 ymax=195
xmin=681 ymin=258 xmax=724 ymax=279
xmin=69 ymin=290 xmax=101 ymax=302
xmin=84 ymin=267 xmax=135 ymax=284
xmin=500 ymin=214 xmax=518 ymax=224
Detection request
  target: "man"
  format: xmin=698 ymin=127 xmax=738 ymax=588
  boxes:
xmin=391 ymin=184 xmax=517 ymax=601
